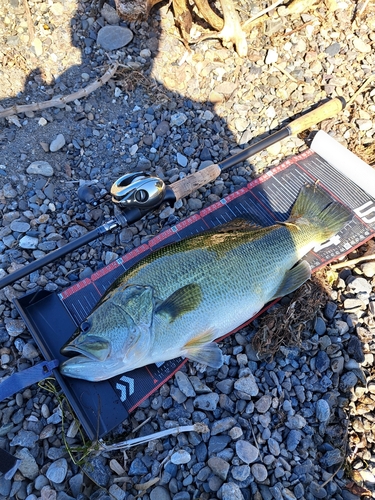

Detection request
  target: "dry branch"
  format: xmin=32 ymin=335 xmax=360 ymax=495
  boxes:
xmin=193 ymin=0 xmax=247 ymax=57
xmin=193 ymin=0 xmax=223 ymax=31
xmin=0 ymin=63 xmax=119 ymax=119
xmin=217 ymin=0 xmax=247 ymax=56
xmin=173 ymin=0 xmax=193 ymax=44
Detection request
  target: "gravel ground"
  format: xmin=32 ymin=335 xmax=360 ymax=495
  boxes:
xmin=0 ymin=0 xmax=375 ymax=499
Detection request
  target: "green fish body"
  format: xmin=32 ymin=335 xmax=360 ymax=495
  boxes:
xmin=60 ymin=184 xmax=352 ymax=381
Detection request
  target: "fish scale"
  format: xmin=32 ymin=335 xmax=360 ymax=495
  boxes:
xmin=60 ymin=184 xmax=353 ymax=381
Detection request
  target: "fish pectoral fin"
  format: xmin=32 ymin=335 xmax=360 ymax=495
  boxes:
xmin=155 ymin=283 xmax=202 ymax=322
xmin=271 ymin=260 xmax=311 ymax=300
xmin=183 ymin=329 xmax=223 ymax=369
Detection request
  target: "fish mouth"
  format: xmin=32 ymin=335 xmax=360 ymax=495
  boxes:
xmin=60 ymin=344 xmax=102 ymax=361
xmin=60 ymin=334 xmax=111 ymax=362
xmin=59 ymin=355 xmax=123 ymax=382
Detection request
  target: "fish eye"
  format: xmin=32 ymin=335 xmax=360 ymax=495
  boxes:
xmin=80 ymin=321 xmax=91 ymax=333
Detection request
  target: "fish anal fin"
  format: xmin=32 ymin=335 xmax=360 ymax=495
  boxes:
xmin=271 ymin=260 xmax=311 ymax=300
xmin=183 ymin=329 xmax=223 ymax=369
xmin=156 ymin=283 xmax=202 ymax=322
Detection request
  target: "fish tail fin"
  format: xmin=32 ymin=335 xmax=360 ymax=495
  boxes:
xmin=289 ymin=183 xmax=352 ymax=240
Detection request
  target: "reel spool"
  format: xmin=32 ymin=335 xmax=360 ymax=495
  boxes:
xmin=110 ymin=173 xmax=166 ymax=213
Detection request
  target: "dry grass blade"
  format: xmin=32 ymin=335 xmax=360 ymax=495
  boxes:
xmin=242 ymin=0 xmax=285 ymax=31
xmin=22 ymin=0 xmax=35 ymax=41
xmin=134 ymin=477 xmax=160 ymax=490
xmin=252 ymin=270 xmax=331 ymax=358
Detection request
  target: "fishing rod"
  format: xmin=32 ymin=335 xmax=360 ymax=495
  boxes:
xmin=0 ymin=97 xmax=345 ymax=290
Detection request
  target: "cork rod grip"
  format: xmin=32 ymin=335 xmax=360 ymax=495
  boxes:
xmin=288 ymin=97 xmax=346 ymax=136
xmin=170 ymin=163 xmax=221 ymax=201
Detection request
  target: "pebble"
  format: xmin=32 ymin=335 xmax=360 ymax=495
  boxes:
xmin=255 ymin=394 xmax=272 ymax=413
xmin=361 ymin=261 xmax=375 ymax=277
xmin=150 ymin=486 xmax=171 ymax=500
xmin=15 ymin=448 xmax=39 ymax=480
xmin=324 ymin=301 xmax=337 ymax=319
xmin=101 ymin=3 xmax=120 ymax=24
xmin=10 ymin=220 xmax=30 ymax=233
xmin=46 ymin=458 xmax=68 ymax=484
xmin=339 ymin=371 xmax=358 ymax=392
xmin=325 ymin=42 xmax=341 ymax=56
xmin=352 ymin=36 xmax=371 ymax=53
xmin=26 ymin=161 xmax=54 ymax=177
xmin=207 ymin=456 xmax=230 ymax=480
xmin=314 ymin=316 xmax=326 ymax=335
xmin=97 ymin=26 xmax=133 ymax=50
xmin=154 ymin=121 xmax=170 ymax=136
xmin=174 ymin=371 xmax=196 ymax=397
xmin=234 ymin=373 xmax=259 ymax=396
xmin=170 ymin=449 xmax=191 ymax=464
xmin=286 ymin=415 xmax=307 ymax=430
xmin=19 ymin=236 xmax=39 ymax=249
xmin=346 ymin=276 xmax=372 ymax=294
xmin=286 ymin=429 xmax=302 ymax=451
xmin=221 ymin=482 xmax=244 ymax=500
xmin=10 ymin=430 xmax=38 ymax=448
xmin=236 ymin=440 xmax=259 ymax=464
xmin=320 ymin=449 xmax=343 ymax=468
xmin=177 ymin=152 xmax=188 ymax=167
xmin=49 ymin=134 xmax=66 ymax=152
xmin=316 ymin=399 xmax=331 ymax=422
xmin=251 ymin=463 xmax=268 ymax=482
xmin=265 ymin=48 xmax=278 ymax=64
xmin=170 ymin=112 xmax=188 ymax=127
xmin=193 ymin=393 xmax=219 ymax=410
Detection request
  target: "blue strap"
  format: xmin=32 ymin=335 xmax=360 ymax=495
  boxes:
xmin=0 ymin=359 xmax=59 ymax=401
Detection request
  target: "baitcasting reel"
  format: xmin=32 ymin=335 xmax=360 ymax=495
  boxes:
xmin=110 ymin=173 xmax=166 ymax=211
xmin=78 ymin=172 xmax=176 ymax=220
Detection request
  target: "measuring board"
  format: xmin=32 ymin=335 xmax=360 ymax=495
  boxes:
xmin=15 ymin=139 xmax=375 ymax=440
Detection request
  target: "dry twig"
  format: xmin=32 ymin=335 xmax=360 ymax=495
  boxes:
xmin=347 ymin=73 xmax=375 ymax=107
xmin=242 ymin=0 xmax=285 ymax=31
xmin=271 ymin=62 xmax=300 ymax=83
xmin=0 ymin=63 xmax=119 ymax=118
xmin=98 ymin=422 xmax=209 ymax=452
xmin=329 ymin=253 xmax=375 ymax=270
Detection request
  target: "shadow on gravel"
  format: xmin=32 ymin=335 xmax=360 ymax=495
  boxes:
xmin=0 ymin=0 xmax=290 ymax=275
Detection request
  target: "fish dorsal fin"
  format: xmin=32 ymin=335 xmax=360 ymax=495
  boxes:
xmin=183 ymin=329 xmax=223 ymax=368
xmin=210 ymin=218 xmax=264 ymax=234
xmin=155 ymin=283 xmax=202 ymax=322
xmin=271 ymin=260 xmax=311 ymax=300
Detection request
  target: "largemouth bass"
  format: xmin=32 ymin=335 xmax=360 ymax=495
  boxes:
xmin=60 ymin=184 xmax=352 ymax=381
